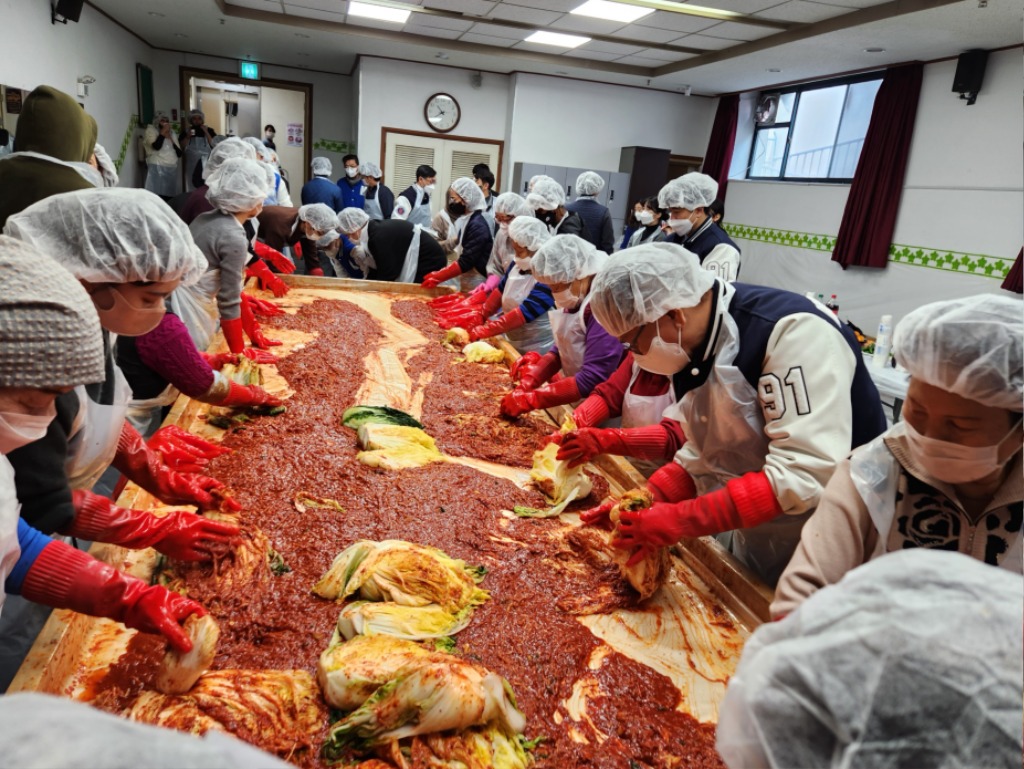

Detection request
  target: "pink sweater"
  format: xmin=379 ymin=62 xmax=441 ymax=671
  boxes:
xmin=135 ymin=313 xmax=215 ymax=398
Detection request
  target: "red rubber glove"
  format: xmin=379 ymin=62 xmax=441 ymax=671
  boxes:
xmin=219 ymin=381 xmax=284 ymax=409
xmin=438 ymin=307 xmax=485 ymax=330
xmin=246 ymin=295 xmax=285 ymax=317
xmin=66 ymin=490 xmax=240 ymax=562
xmin=518 ymin=351 xmax=562 ymax=392
xmin=612 ymin=472 xmax=782 ymax=564
xmin=579 ymin=463 xmax=697 ymax=527
xmin=201 ymin=352 xmax=239 ymax=370
xmin=112 ymin=423 xmax=225 ymax=511
xmin=220 ymin=317 xmax=245 ymax=354
xmin=308 ymin=267 xmax=324 ymax=277
xmin=500 ymin=375 xmax=580 ymax=418
xmin=149 ymin=426 xmax=231 ymax=472
xmin=241 ymin=295 xmax=282 ymax=349
xmin=246 ymin=260 xmax=289 ymax=297
xmin=421 ymin=261 xmax=462 ymax=288
xmin=242 ymin=348 xmax=278 ymax=364
xmin=469 ymin=307 xmax=525 ymax=342
xmin=252 ymin=240 xmax=296 ymax=274
xmin=429 ymin=293 xmax=465 ymax=310
xmin=557 ymin=425 xmax=675 ymax=469
xmin=509 ymin=351 xmax=541 ymax=383
xmin=21 ymin=541 xmax=205 ymax=652
xmin=572 ymin=393 xmax=613 ymax=429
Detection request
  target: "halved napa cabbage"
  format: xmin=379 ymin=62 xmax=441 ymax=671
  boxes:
xmin=155 ymin=613 xmax=220 ymax=695
xmin=462 ymin=341 xmax=505 ymax=364
xmin=525 ymin=417 xmax=593 ymax=517
xmin=336 ymin=600 xmax=481 ymax=641
xmin=609 ymin=487 xmax=669 ymax=600
xmin=318 ymin=635 xmax=435 ymax=711
xmin=355 ymin=424 xmax=444 ymax=470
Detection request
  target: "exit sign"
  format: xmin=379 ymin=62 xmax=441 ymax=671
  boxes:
xmin=239 ymin=61 xmax=260 ymax=80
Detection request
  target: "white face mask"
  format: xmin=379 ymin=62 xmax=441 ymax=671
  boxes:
xmin=634 ymin=321 xmax=690 ymax=376
xmin=668 ymin=216 xmax=693 ymax=237
xmin=514 ymin=256 xmax=532 ymax=272
xmin=265 ymin=131 xmax=275 ymax=139
xmin=423 ymin=183 xmax=435 ymax=194
xmin=0 ymin=405 xmax=56 ymax=454
xmin=345 ymin=167 xmax=358 ymax=178
xmin=903 ymin=420 xmax=1021 ymax=484
xmin=552 ymin=286 xmax=581 ymax=311
xmin=638 ymin=210 xmax=655 ymax=225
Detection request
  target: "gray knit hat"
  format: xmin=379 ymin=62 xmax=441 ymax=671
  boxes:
xmin=0 ymin=236 xmax=105 ymax=388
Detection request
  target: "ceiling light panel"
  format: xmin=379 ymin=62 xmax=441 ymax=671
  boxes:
xmin=348 ymin=0 xmax=411 ymax=22
xmin=524 ymin=30 xmax=592 ymax=47
xmin=571 ymin=0 xmax=655 ymax=23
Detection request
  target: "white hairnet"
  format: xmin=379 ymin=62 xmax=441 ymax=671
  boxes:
xmin=658 ymin=172 xmax=718 ymax=210
xmin=359 ymin=161 xmax=382 ymax=178
xmin=203 ymin=137 xmax=256 ymax=182
xmin=205 ymin=158 xmax=268 ymax=214
xmin=259 ymin=161 xmax=277 ymax=191
xmin=3 ymin=188 xmax=207 ymax=286
xmin=893 ymin=294 xmax=1023 ymax=411
xmin=526 ymin=178 xmax=566 ymax=211
xmin=528 ymin=174 xmax=554 ymax=192
xmin=92 ymin=143 xmax=118 ymax=187
xmin=575 ymin=171 xmax=604 ymax=197
xmin=532 ymin=234 xmax=603 ymax=285
xmin=298 ymin=204 xmax=338 ymax=233
xmin=337 ymin=207 xmax=370 ymax=235
xmin=449 ymin=177 xmax=486 ymax=212
xmin=507 ymin=216 xmax=551 ymax=253
xmin=589 ymin=243 xmax=715 ymax=337
xmin=311 ymin=156 xmax=332 ymax=176
xmin=493 ymin=191 xmax=532 ymax=218
xmin=242 ymin=136 xmax=272 ymax=163
xmin=716 ymin=549 xmax=1024 ymax=769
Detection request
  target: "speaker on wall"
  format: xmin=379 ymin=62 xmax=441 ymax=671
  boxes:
xmin=952 ymin=49 xmax=988 ymax=105
xmin=52 ymin=0 xmax=84 ymax=23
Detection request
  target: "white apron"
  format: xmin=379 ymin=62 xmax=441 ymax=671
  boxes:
xmin=183 ymin=131 xmax=213 ymax=191
xmin=144 ymin=164 xmax=179 ymax=197
xmin=0 ymin=457 xmax=23 ymax=617
xmin=501 ymin=266 xmax=552 ymax=355
xmin=171 ymin=270 xmax=221 ymax=352
xmin=549 ymin=296 xmax=591 ymax=378
xmin=621 ymin=363 xmax=677 ymax=477
xmin=663 ymin=283 xmax=809 ymax=585
xmin=126 ymin=384 xmax=180 ymax=437
xmin=407 ymin=192 xmax=432 ymax=228
xmin=395 ymin=225 xmax=423 ymax=284
xmin=849 ymin=424 xmax=1024 ymax=573
xmin=364 ymin=191 xmax=384 ymax=221
xmin=65 ymin=363 xmax=133 ymax=491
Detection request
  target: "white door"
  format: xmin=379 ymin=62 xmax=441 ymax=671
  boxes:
xmin=384 ymin=132 xmax=500 ymax=217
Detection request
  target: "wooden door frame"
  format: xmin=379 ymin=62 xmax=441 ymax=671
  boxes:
xmin=178 ymin=65 xmax=313 ymax=186
xmin=380 ymin=127 xmax=504 ymax=192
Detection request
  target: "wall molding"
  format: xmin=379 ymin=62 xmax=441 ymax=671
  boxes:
xmin=312 ymin=138 xmax=357 ymax=154
xmin=723 ymin=222 xmax=1015 ymax=280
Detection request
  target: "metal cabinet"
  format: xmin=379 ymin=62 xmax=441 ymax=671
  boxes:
xmin=511 ymin=162 xmax=546 ymax=196
xmin=512 ymin=162 xmax=631 ymax=228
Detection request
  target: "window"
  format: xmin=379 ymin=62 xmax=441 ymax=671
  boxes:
xmin=746 ymin=74 xmax=882 ymax=182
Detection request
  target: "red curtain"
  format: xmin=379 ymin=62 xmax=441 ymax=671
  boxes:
xmin=1002 ymin=248 xmax=1023 ymax=293
xmin=702 ymin=94 xmax=739 ymax=201
xmin=832 ymin=64 xmax=924 ymax=269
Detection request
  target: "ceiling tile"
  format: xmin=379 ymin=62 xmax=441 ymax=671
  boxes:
xmin=812 ymin=0 xmax=890 ymax=6
xmin=511 ymin=39 xmax=586 ymax=54
xmin=486 ymin=3 xmax=563 ymax=25
xmin=282 ymin=5 xmax=346 ymax=21
xmin=281 ymin=0 xmax=342 ymax=11
xmin=347 ymin=15 xmax=409 ymax=30
xmin=403 ymin=22 xmax=464 ymax=38
xmin=702 ymin=20 xmax=778 ymax=39
xmin=635 ymin=47 xmax=697 ymax=61
xmin=226 ymin=0 xmax=284 ymax=11
xmin=467 ymin=21 xmax=527 ymax=38
xmin=561 ymin=48 xmax=623 ymax=61
xmin=754 ymin=0 xmax=853 ymax=21
xmin=609 ymin=22 xmax=687 ymax=42
xmin=501 ymin=0 xmax=582 ymax=11
xmin=422 ymin=0 xmax=496 ymax=15
xmin=676 ymin=32 xmax=742 ymax=49
xmin=613 ymin=54 xmax=667 ymax=66
xmin=406 ymin=13 xmax=475 ymax=30
xmin=693 ymin=0 xmax=784 ymax=12
xmin=458 ymin=31 xmax=518 ymax=46
xmin=634 ymin=9 xmax=724 ymax=33
xmin=547 ymin=14 xmax=627 ymax=35
xmin=580 ymin=39 xmax=644 ymax=54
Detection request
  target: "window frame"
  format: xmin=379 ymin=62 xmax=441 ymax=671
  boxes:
xmin=745 ymin=70 xmax=884 ymax=184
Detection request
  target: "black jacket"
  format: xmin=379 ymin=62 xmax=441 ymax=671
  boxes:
xmin=455 ymin=211 xmax=495 ymax=277
xmin=566 ymin=199 xmax=614 ymax=253
xmin=366 ymin=219 xmax=447 ymax=282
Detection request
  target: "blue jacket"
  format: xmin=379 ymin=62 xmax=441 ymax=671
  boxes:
xmin=5 ymin=519 xmax=52 ymax=595
xmin=456 ymin=212 xmax=495 ymax=277
xmin=566 ymin=198 xmax=614 ymax=253
xmin=301 ymin=176 xmax=344 ymax=212
xmin=337 ymin=177 xmax=366 ymax=210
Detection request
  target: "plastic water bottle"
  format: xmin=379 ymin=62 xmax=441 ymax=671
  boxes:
xmin=873 ymin=314 xmax=893 ymax=369
xmin=825 ymin=294 xmax=839 ymax=316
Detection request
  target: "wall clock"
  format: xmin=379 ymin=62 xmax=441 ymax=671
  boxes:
xmin=424 ymin=92 xmax=460 ymax=133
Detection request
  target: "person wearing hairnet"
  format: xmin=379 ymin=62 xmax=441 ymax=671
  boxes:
xmin=773 ymin=294 xmax=1023 ymax=617
xmin=501 ymin=235 xmax=624 ymax=419
xmin=526 ymin=178 xmax=590 ymax=240
xmin=0 ymin=85 xmax=98 ymax=228
xmin=302 ymin=157 xmax=344 ymax=213
xmin=242 ymin=137 xmax=291 ymax=207
xmin=566 ymin=171 xmax=614 ymax=253
xmin=659 ymin=173 xmax=740 ymax=281
xmin=0 ymin=237 xmax=215 ymax=669
xmin=336 ymin=207 xmax=446 ymax=283
xmin=580 ymin=244 xmax=886 ymax=585
xmin=626 ymin=196 xmax=667 ymax=248
xmin=393 ymin=164 xmax=437 ymax=227
xmin=142 ymin=113 xmax=182 ymax=200
xmin=90 ymin=143 xmax=119 ymax=188
xmin=360 ymin=162 xmax=394 ymax=220
xmin=718 ymin=549 xmax=1023 ymax=769
xmin=186 ymin=157 xmax=282 ymax=353
xmin=254 ymin=203 xmax=321 ymax=276
xmin=179 ymin=109 xmax=217 ymax=192
xmin=180 ymin=137 xmax=258 ymax=225
xmin=443 ymin=217 xmax=555 ymax=355
xmin=420 ymin=177 xmax=495 ymax=289
xmin=3 ymin=188 xmax=241 ymax=516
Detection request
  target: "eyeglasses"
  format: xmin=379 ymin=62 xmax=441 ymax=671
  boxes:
xmin=623 ymin=324 xmax=647 ymax=355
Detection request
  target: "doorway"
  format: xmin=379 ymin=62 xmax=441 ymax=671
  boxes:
xmin=179 ymin=67 xmax=312 ymax=192
xmin=382 ymin=129 xmax=503 ymax=217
